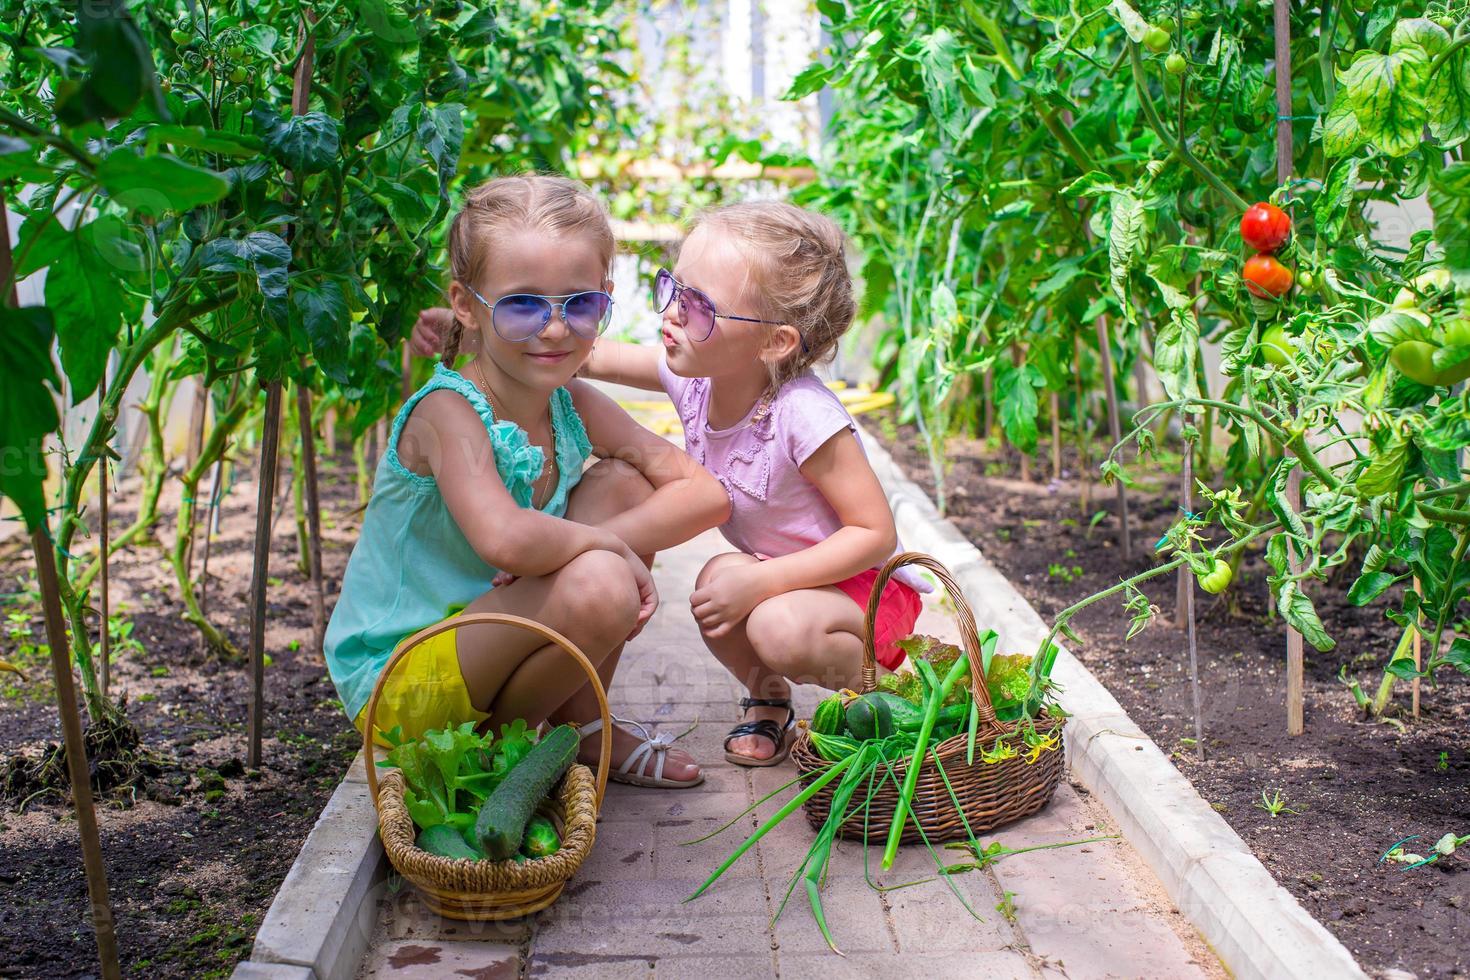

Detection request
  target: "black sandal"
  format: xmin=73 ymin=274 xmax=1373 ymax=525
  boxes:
xmin=723 ymin=697 xmax=796 ymax=768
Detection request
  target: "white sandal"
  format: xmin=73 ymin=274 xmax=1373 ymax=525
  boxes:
xmin=577 ymin=716 xmax=704 ymax=789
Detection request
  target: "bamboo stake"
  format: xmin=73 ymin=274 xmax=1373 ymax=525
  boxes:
xmin=1182 ymin=447 xmax=1205 ymax=761
xmin=34 ymin=534 xmax=123 ymax=979
xmin=98 ymin=371 xmax=110 ymax=699
xmin=1 ymin=205 xmax=120 ymax=978
xmin=182 ymin=382 xmax=208 ymax=574
xmin=1412 ymin=576 xmax=1422 ymax=719
xmin=296 ymin=378 xmax=326 ymax=655
xmin=1275 ymin=0 xmax=1304 ymax=737
xmin=1050 ymin=390 xmax=1062 ymax=481
xmin=1176 ymin=443 xmax=1193 ymax=629
xmin=249 ymin=14 xmax=314 ymax=767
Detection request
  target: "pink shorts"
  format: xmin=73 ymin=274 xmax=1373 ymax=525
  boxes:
xmin=751 ymin=554 xmax=923 ymax=671
xmin=832 ymin=569 xmax=923 ymax=671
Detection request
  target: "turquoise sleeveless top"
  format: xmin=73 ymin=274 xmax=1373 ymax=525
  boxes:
xmin=324 ymin=364 xmax=593 ymax=721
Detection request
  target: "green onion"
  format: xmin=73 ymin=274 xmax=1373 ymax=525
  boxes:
xmin=686 ymin=752 xmax=857 ymax=901
xmin=882 ymin=653 xmax=970 ymax=870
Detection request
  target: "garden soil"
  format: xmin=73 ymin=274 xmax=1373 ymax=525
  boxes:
xmin=879 ymin=419 xmax=1470 ymax=980
xmin=0 ymin=454 xmax=365 ymax=978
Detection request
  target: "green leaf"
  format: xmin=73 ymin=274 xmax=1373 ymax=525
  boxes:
xmin=1347 ymin=570 xmax=1399 ymax=605
xmin=1151 ymin=309 xmax=1201 ymax=403
xmin=1426 ymin=50 xmax=1470 ymax=147
xmin=1107 ymin=191 xmax=1144 ymax=322
xmin=1339 ymin=48 xmax=1432 ymax=157
xmin=96 ymin=150 xmax=231 ymax=216
xmin=253 ymin=106 xmax=341 ymax=176
xmin=198 ymin=232 xmax=292 ymax=326
xmin=292 ymin=281 xmax=350 ymax=384
xmin=365 ymin=179 xmax=434 ymax=231
xmin=418 ymin=104 xmax=465 ymax=196
xmin=1277 ymin=582 xmax=1336 ymax=652
xmin=996 ymin=359 xmax=1043 ymax=453
xmin=1429 ymin=162 xmax=1470 ymax=281
xmin=1108 ymin=0 xmax=1150 ymax=42
xmin=785 ymin=63 xmax=831 ymax=101
xmin=1391 ymin=18 xmax=1451 ymax=59
xmin=0 ymin=306 xmax=60 ymax=530
xmin=1314 ymin=158 xmax=1360 ymax=239
xmin=43 ymin=218 xmax=136 ymax=399
xmin=53 ymin=0 xmax=160 ymax=126
xmin=145 ymin=125 xmax=265 ymax=158
xmin=1437 ymin=637 xmax=1470 ymax=674
xmin=1322 ymin=91 xmax=1366 ymax=157
xmin=1356 ymin=435 xmax=1409 ymax=497
xmin=918 ymin=29 xmax=966 ymax=140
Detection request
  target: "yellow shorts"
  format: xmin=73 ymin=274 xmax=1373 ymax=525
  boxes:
xmin=353 ymin=616 xmax=490 ymax=749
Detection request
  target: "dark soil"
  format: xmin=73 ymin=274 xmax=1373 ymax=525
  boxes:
xmin=0 ymin=453 xmax=365 ymax=979
xmin=877 ymin=417 xmax=1470 ymax=980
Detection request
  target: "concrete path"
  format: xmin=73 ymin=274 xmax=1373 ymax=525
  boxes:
xmin=354 ymin=527 xmax=1222 ymax=979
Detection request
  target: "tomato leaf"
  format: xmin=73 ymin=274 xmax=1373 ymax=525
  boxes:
xmin=1339 ymin=47 xmax=1431 ymax=158
xmin=96 ymin=149 xmax=231 ymax=216
xmin=0 ymin=306 xmax=61 ymax=531
xmin=1355 ymin=435 xmax=1409 ymax=498
xmin=1277 ymin=582 xmax=1336 ymax=652
xmin=198 ymin=232 xmax=292 ymax=327
xmin=252 ymin=106 xmax=341 ymax=176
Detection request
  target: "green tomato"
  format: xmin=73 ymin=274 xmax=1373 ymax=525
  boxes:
xmin=226 ymin=43 xmax=248 ymax=60
xmin=1391 ymin=340 xmax=1470 ymax=387
xmin=1260 ymin=325 xmax=1293 ymax=366
xmin=1434 ymin=15 xmax=1456 ymax=29
xmin=170 ymin=27 xmax=192 ymax=45
xmin=1444 ymin=317 xmax=1470 ymax=348
xmin=229 ymin=66 xmax=249 ymax=84
xmin=1166 ymin=52 xmax=1187 ymax=75
xmin=1183 ymin=8 xmax=1203 ymax=26
xmin=1197 ymin=559 xmax=1233 ymax=595
xmin=1297 ymin=269 xmax=1316 ymax=290
xmin=1143 ymin=26 xmax=1171 ymax=53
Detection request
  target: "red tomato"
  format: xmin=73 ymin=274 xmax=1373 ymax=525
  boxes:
xmin=1243 ymin=253 xmax=1294 ymax=298
xmin=1239 ymin=202 xmax=1291 ymax=252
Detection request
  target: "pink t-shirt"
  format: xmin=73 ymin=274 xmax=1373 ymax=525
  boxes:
xmin=659 ymin=357 xmax=931 ymax=594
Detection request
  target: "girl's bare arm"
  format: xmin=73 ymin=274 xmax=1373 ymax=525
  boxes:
xmin=570 ymin=379 xmax=730 ymax=554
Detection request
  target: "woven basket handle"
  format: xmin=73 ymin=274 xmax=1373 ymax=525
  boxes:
xmin=860 ymin=552 xmax=1004 ymax=737
xmin=362 ymin=612 xmax=612 ymax=812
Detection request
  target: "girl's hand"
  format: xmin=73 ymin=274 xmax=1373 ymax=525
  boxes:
xmin=409 ymin=306 xmax=459 ymax=358
xmin=620 ymin=544 xmax=659 ymax=640
xmin=689 ymin=563 xmax=769 ymax=638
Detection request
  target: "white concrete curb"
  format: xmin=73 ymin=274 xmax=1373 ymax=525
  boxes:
xmin=231 ymin=770 xmax=386 ymax=980
xmin=860 ymin=425 xmax=1366 ymax=980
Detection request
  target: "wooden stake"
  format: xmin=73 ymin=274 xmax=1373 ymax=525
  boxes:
xmin=1412 ymin=576 xmax=1422 ymax=719
xmin=1176 ymin=443 xmax=1193 ymax=630
xmin=324 ymin=407 xmax=337 ymax=456
xmin=1050 ymin=391 xmax=1062 ymax=482
xmin=98 ymin=371 xmax=111 ymax=699
xmin=33 ymin=533 xmax=123 ymax=979
xmin=249 ymin=13 xmax=314 ymax=767
xmin=1275 ymin=0 xmax=1304 ymax=737
xmin=1181 ymin=448 xmax=1205 ymax=761
xmin=247 ymin=382 xmax=283 ymax=769
xmin=296 ymin=378 xmax=327 ymax=656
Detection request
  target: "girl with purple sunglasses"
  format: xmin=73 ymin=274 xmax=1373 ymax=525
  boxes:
xmin=414 ymin=200 xmax=929 ymax=768
xmin=326 ymin=175 xmax=728 ymax=789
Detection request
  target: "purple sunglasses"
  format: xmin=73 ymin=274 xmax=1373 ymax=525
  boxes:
xmin=653 ymin=268 xmax=805 ymax=351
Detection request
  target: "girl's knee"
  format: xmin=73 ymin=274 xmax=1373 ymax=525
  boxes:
xmin=559 ymin=550 xmax=639 ymax=635
xmin=695 ymin=552 xmax=757 ymax=589
xmin=746 ymin=601 xmax=817 ymax=669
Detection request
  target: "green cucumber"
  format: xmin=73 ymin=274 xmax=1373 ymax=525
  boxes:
xmin=866 ymin=692 xmax=927 ymax=731
xmin=417 ymin=823 xmax=483 ymax=861
xmin=810 ymin=695 xmax=846 ymax=736
xmin=845 ymin=693 xmax=896 ymax=741
xmin=474 ymin=724 xmax=578 ymax=860
xmin=520 ymin=814 xmax=561 ymax=858
xmin=808 ymin=731 xmax=860 ymax=762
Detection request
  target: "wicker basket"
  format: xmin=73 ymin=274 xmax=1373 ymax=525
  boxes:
xmin=791 ymin=553 xmax=1065 ymax=844
xmin=363 ymin=612 xmax=611 ymax=920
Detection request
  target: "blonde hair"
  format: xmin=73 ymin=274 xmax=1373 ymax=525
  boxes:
xmin=442 ymin=174 xmax=616 ymax=364
xmin=694 ymin=201 xmax=856 ymax=387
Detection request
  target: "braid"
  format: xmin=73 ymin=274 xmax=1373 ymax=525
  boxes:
xmin=440 ymin=316 xmax=465 ymax=368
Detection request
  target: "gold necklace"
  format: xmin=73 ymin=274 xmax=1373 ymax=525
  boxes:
xmin=469 ymin=359 xmax=557 ymax=509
